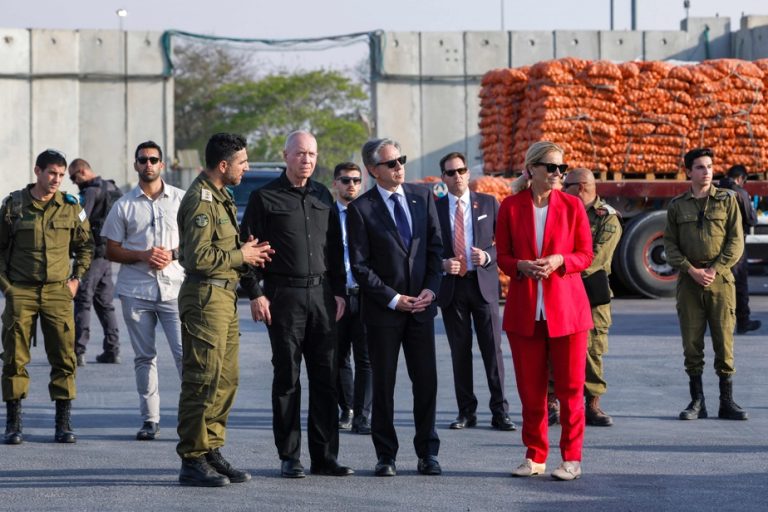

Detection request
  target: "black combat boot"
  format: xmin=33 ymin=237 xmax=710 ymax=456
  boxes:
xmin=585 ymin=395 xmax=613 ymax=426
xmin=718 ymin=375 xmax=749 ymax=420
xmin=679 ymin=374 xmax=707 ymax=420
xmin=205 ymin=448 xmax=252 ymax=483
xmin=4 ymin=399 xmax=23 ymax=445
xmin=54 ymin=399 xmax=77 ymax=443
xmin=179 ymin=456 xmax=231 ymax=487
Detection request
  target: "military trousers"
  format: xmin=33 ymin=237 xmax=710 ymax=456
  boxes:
xmin=176 ymin=282 xmax=239 ymax=459
xmin=585 ymin=302 xmax=611 ymax=398
xmin=675 ymin=272 xmax=736 ymax=377
xmin=1 ymin=281 xmax=77 ymax=401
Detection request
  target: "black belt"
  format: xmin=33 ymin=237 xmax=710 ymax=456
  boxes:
xmin=346 ymin=286 xmax=360 ymax=296
xmin=268 ymin=274 xmax=323 ymax=288
xmin=186 ymin=275 xmax=238 ymax=291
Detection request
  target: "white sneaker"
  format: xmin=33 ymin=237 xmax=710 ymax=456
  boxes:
xmin=551 ymin=461 xmax=582 ymax=481
xmin=511 ymin=458 xmax=546 ymax=477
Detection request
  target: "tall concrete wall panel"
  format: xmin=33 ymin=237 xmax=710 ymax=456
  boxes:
xmin=379 ymin=32 xmax=420 ymax=75
xmin=464 ymin=82 xmax=483 ymax=170
xmin=464 ymin=32 xmax=509 ymax=75
xmin=0 ymin=29 xmax=31 ymax=189
xmin=681 ymin=17 xmax=731 ymax=60
xmin=421 ymin=32 xmax=463 ymax=76
xmin=554 ymin=31 xmax=600 ymax=59
xmin=510 ymin=31 xmax=553 ymax=66
xmin=0 ymin=28 xmax=172 ymax=195
xmin=599 ymin=31 xmax=643 ymax=61
xmin=421 ymin=83 xmax=465 ymax=177
xmin=374 ymin=82 xmax=422 ymax=176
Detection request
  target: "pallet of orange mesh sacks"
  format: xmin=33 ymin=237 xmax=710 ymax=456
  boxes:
xmin=479 ymin=58 xmax=768 ymax=178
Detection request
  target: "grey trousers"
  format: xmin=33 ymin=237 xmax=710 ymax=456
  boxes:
xmin=119 ymin=295 xmax=183 ymax=423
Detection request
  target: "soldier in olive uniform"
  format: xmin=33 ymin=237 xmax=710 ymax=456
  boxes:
xmin=1 ymin=149 xmax=93 ymax=445
xmin=176 ymin=133 xmax=273 ymax=487
xmin=664 ymin=147 xmax=748 ymax=422
xmin=564 ymin=168 xmax=622 ymax=427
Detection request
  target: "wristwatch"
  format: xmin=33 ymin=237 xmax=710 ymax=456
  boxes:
xmin=171 ymin=248 xmax=179 ymax=260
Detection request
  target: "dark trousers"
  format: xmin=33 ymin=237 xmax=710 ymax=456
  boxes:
xmin=265 ymin=280 xmax=339 ymax=464
xmin=731 ymin=251 xmax=751 ymax=326
xmin=441 ymin=275 xmax=508 ymax=417
xmin=336 ymin=294 xmax=372 ymax=418
xmin=367 ymin=316 xmax=440 ymax=460
xmin=73 ymin=257 xmax=119 ymax=356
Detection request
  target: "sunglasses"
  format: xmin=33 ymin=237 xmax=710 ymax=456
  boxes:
xmin=137 ymin=156 xmax=161 ymax=165
xmin=377 ymin=155 xmax=407 ymax=168
xmin=534 ymin=162 xmax=568 ymax=174
xmin=443 ymin=167 xmax=468 ymax=177
xmin=337 ymin=177 xmax=362 ymax=185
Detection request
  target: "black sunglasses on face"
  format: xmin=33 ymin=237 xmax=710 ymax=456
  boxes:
xmin=377 ymin=155 xmax=407 ymax=168
xmin=443 ymin=167 xmax=468 ymax=177
xmin=337 ymin=177 xmax=362 ymax=185
xmin=533 ymin=162 xmax=568 ymax=174
xmin=137 ymin=156 xmax=160 ymax=165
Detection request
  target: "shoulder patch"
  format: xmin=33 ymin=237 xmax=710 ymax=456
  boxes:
xmin=670 ymin=192 xmax=687 ymax=203
xmin=201 ymin=189 xmax=213 ymax=202
xmin=600 ymin=203 xmax=618 ymax=216
xmin=78 ymin=209 xmax=87 ymax=222
xmin=194 ymin=213 xmax=209 ymax=227
xmin=714 ymin=189 xmax=735 ymax=201
xmin=64 ymin=193 xmax=79 ymax=205
xmin=217 ymin=217 xmax=230 ymax=225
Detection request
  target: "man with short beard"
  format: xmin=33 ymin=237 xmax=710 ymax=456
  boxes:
xmin=101 ymin=141 xmax=185 ymax=442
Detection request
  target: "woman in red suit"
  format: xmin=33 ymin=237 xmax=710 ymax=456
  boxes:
xmin=496 ymin=141 xmax=593 ymax=481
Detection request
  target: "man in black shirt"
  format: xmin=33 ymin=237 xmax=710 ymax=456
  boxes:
xmin=718 ymin=165 xmax=760 ymax=334
xmin=241 ymin=130 xmax=351 ymax=478
xmin=68 ymin=158 xmax=122 ymax=366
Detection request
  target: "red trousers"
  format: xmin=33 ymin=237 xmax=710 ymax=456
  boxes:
xmin=507 ymin=321 xmax=587 ymax=463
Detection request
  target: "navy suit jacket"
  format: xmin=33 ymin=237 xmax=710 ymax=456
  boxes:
xmin=346 ymin=183 xmax=443 ymax=327
xmin=436 ymin=191 xmax=500 ymax=308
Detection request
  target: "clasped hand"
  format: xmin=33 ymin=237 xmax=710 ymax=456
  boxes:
xmin=518 ymin=254 xmax=564 ymax=280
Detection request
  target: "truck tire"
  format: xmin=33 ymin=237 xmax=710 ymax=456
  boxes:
xmin=613 ymin=210 xmax=677 ymax=298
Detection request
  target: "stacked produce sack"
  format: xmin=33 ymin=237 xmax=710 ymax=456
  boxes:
xmin=479 ymin=58 xmax=768 ymax=175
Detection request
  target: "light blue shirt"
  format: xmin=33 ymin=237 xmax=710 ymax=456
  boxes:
xmin=336 ymin=201 xmax=357 ymax=289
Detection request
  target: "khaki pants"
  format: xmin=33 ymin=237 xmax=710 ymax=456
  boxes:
xmin=2 ymin=282 xmax=77 ymax=401
xmin=585 ymin=303 xmax=611 ymax=398
xmin=676 ymin=272 xmax=736 ymax=376
xmin=176 ymin=282 xmax=239 ymax=459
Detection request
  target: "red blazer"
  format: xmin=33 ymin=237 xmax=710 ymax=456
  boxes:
xmin=496 ymin=189 xmax=594 ymax=338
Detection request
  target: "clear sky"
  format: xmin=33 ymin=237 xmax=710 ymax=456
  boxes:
xmin=4 ymin=0 xmax=767 ymax=71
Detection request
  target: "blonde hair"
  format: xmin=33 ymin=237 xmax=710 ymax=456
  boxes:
xmin=524 ymin=141 xmax=564 ymax=168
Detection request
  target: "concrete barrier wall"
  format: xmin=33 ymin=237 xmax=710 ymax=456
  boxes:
xmin=372 ymin=15 xmax=768 ymax=180
xmin=0 ymin=28 xmax=172 ymax=197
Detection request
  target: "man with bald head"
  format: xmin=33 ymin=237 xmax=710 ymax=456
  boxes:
xmin=563 ymin=168 xmax=621 ymax=426
xmin=241 ymin=130 xmax=351 ymax=478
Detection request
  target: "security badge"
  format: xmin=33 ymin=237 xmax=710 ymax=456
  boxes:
xmin=194 ymin=214 xmax=209 ymax=227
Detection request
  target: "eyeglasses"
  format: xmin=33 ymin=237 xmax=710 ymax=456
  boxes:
xmin=377 ymin=155 xmax=407 ymax=168
xmin=443 ymin=167 xmax=468 ymax=177
xmin=563 ymin=181 xmax=585 ymax=189
xmin=533 ymin=162 xmax=568 ymax=174
xmin=337 ymin=177 xmax=362 ymax=185
xmin=137 ymin=156 xmax=161 ymax=165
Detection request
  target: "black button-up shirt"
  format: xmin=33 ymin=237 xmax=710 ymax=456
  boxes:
xmin=240 ymin=171 xmax=344 ymax=299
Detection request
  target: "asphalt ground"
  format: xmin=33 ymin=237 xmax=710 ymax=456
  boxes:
xmin=1 ymin=292 xmax=767 ymax=511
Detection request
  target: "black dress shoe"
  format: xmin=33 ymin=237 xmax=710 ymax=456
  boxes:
xmin=206 ymin=448 xmax=252 ymax=483
xmin=179 ymin=456 xmax=230 ymax=487
xmin=310 ymin=459 xmax=354 ymax=476
xmin=95 ymin=352 xmax=121 ymax=364
xmin=281 ymin=459 xmax=306 ymax=478
xmin=351 ymin=415 xmax=371 ymax=435
xmin=136 ymin=421 xmax=159 ymax=441
xmin=374 ymin=457 xmax=396 ymax=477
xmin=338 ymin=409 xmax=353 ymax=430
xmin=449 ymin=415 xmax=477 ymax=430
xmin=417 ymin=455 xmax=442 ymax=475
xmin=491 ymin=413 xmax=517 ymax=431
xmin=736 ymin=319 xmax=761 ymax=334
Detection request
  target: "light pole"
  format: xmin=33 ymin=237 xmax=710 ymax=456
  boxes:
xmin=500 ymin=0 xmax=505 ymax=31
xmin=116 ymin=8 xmax=127 ymax=32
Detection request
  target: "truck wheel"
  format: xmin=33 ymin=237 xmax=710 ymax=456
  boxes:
xmin=614 ymin=210 xmax=677 ymax=298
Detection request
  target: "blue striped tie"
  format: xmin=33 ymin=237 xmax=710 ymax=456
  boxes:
xmin=390 ymin=194 xmax=412 ymax=248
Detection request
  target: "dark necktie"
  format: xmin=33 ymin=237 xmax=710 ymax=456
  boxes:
xmin=390 ymin=194 xmax=412 ymax=248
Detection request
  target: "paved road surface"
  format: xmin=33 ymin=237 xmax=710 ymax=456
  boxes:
xmin=0 ymin=296 xmax=766 ymax=511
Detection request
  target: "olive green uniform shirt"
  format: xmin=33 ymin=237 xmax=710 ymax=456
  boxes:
xmin=0 ymin=186 xmax=92 ymax=293
xmin=664 ymin=186 xmax=743 ymax=276
xmin=177 ymin=173 xmax=245 ymax=279
xmin=583 ymin=197 xmax=622 ymax=279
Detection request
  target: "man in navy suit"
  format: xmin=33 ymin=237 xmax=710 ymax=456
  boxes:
xmin=436 ymin=152 xmax=515 ymax=432
xmin=346 ymin=138 xmax=443 ymax=477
